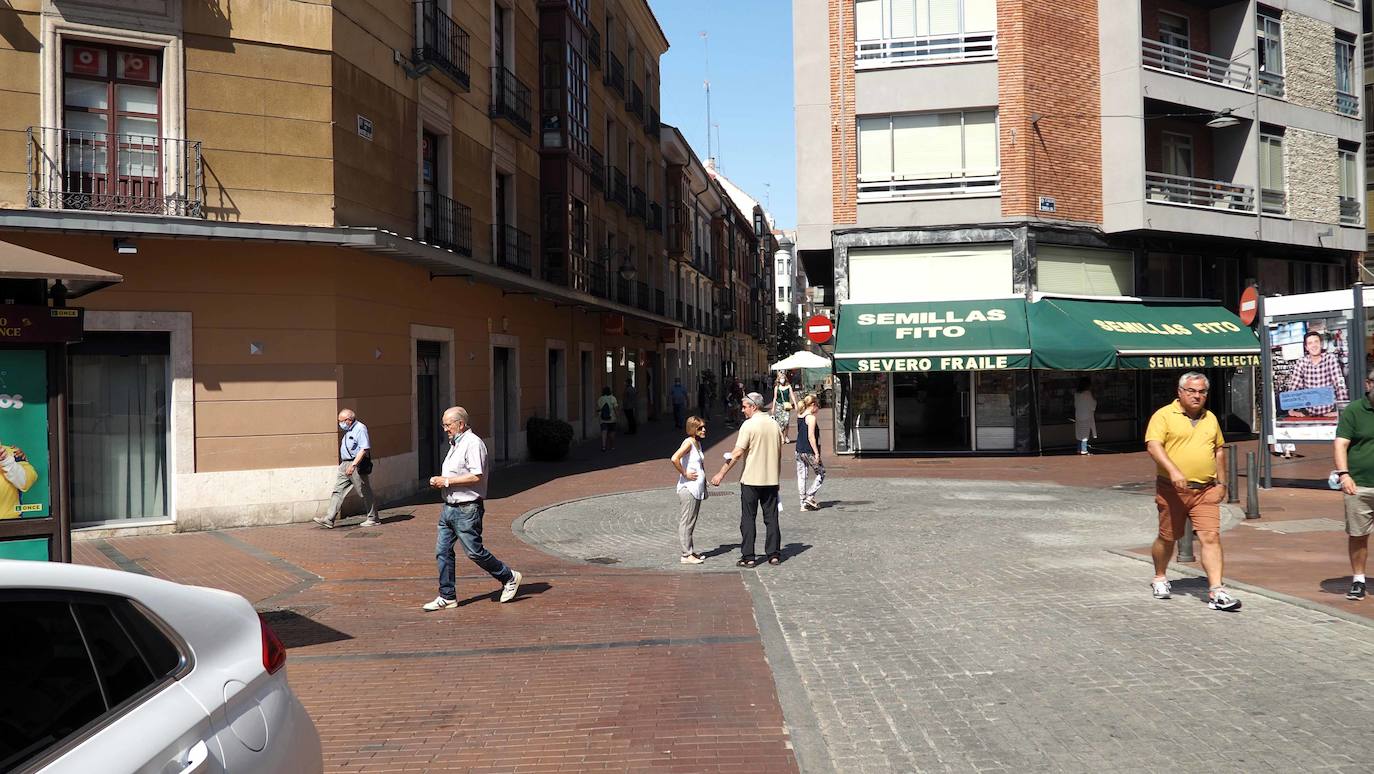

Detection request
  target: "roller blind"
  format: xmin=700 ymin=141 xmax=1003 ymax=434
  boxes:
xmin=964 ymin=0 xmax=996 ymax=32
xmin=1035 ymin=246 xmax=1134 ymax=296
xmin=1260 ymin=135 xmax=1283 ymax=191
xmin=856 ymin=0 xmax=883 ymax=40
xmin=858 ymin=117 xmax=892 ymax=179
xmin=927 ymin=0 xmax=959 ymax=35
xmin=963 ymin=111 xmax=998 ymax=174
xmin=893 ymin=113 xmax=961 ymax=177
xmin=890 ymin=0 xmax=916 ymax=37
xmin=848 ymin=244 xmax=1013 ymax=302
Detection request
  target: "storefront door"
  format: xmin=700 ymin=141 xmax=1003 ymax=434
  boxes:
xmin=892 ymin=372 xmax=970 ymax=451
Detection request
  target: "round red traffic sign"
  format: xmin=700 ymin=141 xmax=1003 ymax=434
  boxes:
xmin=1239 ymin=286 xmax=1259 ymax=326
xmin=805 ymin=315 xmax=834 ymax=344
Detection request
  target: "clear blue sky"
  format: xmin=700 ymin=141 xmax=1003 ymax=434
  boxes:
xmin=651 ymin=1 xmax=796 ymax=230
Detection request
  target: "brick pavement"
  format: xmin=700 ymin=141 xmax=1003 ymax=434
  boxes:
xmin=73 ymin=408 xmax=1374 ymax=772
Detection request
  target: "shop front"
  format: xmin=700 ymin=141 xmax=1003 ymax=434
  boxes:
xmin=831 ymin=296 xmax=1260 ymax=454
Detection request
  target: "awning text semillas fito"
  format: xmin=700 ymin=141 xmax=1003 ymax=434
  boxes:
xmin=856 ymin=307 xmax=1009 ymax=340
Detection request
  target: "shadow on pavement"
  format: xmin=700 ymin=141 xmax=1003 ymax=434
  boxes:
xmin=1320 ymin=577 xmax=1356 ymax=595
xmin=260 ymin=609 xmax=353 ymax=649
xmin=454 ymin=581 xmax=552 ymax=607
xmin=776 ymin=542 xmax=812 ymax=562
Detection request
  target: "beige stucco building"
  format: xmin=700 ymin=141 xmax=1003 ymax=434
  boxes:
xmin=0 ymin=0 xmax=773 ymax=534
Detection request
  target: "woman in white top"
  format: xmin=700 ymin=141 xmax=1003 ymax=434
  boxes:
xmin=1073 ymin=377 xmax=1097 ymax=456
xmin=670 ymin=416 xmax=708 ymax=564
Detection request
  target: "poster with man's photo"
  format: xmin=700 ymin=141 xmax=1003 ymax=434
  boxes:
xmin=0 ymin=350 xmax=50 ymax=519
xmin=1270 ymin=316 xmax=1352 ymax=441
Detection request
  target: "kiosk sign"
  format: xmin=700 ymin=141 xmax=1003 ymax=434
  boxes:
xmin=0 ymin=350 xmax=50 ymax=520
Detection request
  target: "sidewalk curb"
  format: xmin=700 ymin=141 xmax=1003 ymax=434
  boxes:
xmin=743 ymin=572 xmax=834 ymax=774
xmin=1104 ymin=548 xmax=1374 ymax=630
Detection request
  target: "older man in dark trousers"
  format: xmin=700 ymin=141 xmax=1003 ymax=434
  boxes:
xmin=710 ymin=391 xmax=784 ymax=568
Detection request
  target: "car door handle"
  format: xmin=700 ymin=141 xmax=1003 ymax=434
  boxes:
xmin=178 ymin=740 xmax=210 ymax=773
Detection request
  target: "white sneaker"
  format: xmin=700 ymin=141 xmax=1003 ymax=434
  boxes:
xmin=359 ymin=518 xmax=381 ymax=527
xmin=1208 ymin=588 xmax=1242 ymax=611
xmin=500 ymin=570 xmax=522 ymax=603
xmin=1151 ymin=579 xmax=1172 ymax=599
xmin=422 ymin=596 xmax=456 ymax=612
xmin=680 ymin=554 xmax=704 ymax=564
xmin=311 ymin=517 xmax=334 ymax=530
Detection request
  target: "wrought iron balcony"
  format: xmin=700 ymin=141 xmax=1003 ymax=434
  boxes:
xmin=589 ymin=147 xmax=605 ymax=191
xmin=494 ymin=223 xmax=532 ymax=274
xmin=616 ymin=276 xmax=632 ymax=305
xmin=1141 ymin=38 xmax=1251 ymax=90
xmin=571 ymin=252 xmax=609 ymax=298
xmin=1341 ymin=197 xmax=1362 ymax=225
xmin=1338 ymin=90 xmax=1359 ymax=117
xmin=654 ymin=289 xmax=665 ymax=316
xmin=676 ymin=299 xmax=685 ymax=322
xmin=604 ymin=52 xmax=625 ymax=96
xmin=855 ymin=31 xmax=996 ymax=68
xmin=416 ymin=0 xmax=471 ymax=89
xmin=635 ymin=281 xmax=651 ymax=311
xmin=631 ymin=185 xmax=646 ymax=219
xmin=588 ymin=26 xmax=601 ymax=69
xmin=491 ymin=66 xmax=532 ymax=134
xmin=627 ymin=83 xmax=644 ymax=120
xmin=1145 ymin=172 xmax=1254 ymax=212
xmin=420 ymin=190 xmax=473 ymax=255
xmin=644 ymin=106 xmax=660 ymax=138
xmin=26 ymin=127 xmax=204 ymax=217
xmin=648 ymin=201 xmax=663 ymax=231
xmin=610 ymin=167 xmax=628 ymax=208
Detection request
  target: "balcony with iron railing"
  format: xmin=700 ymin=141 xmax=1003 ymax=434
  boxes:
xmin=648 ymin=201 xmax=663 ymax=231
xmin=1341 ymin=197 xmax=1362 ymax=225
xmin=644 ymin=107 xmax=660 ymax=138
xmin=27 ymin=127 xmax=205 ymax=217
xmin=589 ymin=147 xmax=605 ymax=190
xmin=686 ymin=304 xmax=696 ymax=328
xmin=855 ymin=30 xmax=996 ymax=69
xmin=491 ymin=66 xmax=532 ymax=134
xmin=654 ymin=289 xmax=665 ymax=316
xmin=1141 ymin=38 xmax=1251 ymax=90
xmin=676 ymin=299 xmax=685 ymax=322
xmin=616 ymin=276 xmax=632 ymax=305
xmin=604 ymin=52 xmax=625 ymax=97
xmin=588 ymin=26 xmax=601 ymax=69
xmin=627 ymin=83 xmax=645 ymax=121
xmin=635 ymin=281 xmax=651 ymax=312
xmin=631 ymin=186 xmax=646 ymax=219
xmin=667 ymin=203 xmax=685 ymax=253
xmin=857 ymin=168 xmax=1000 ymax=201
xmin=420 ymin=190 xmax=473 ymax=255
xmin=571 ymin=252 xmax=609 ymax=298
xmin=610 ymin=167 xmax=628 ymax=208
xmin=494 ymin=223 xmax=532 ymax=274
xmin=1145 ymin=171 xmax=1254 ymax=212
xmin=1338 ymin=90 xmax=1359 ymax=118
xmin=416 ymin=0 xmax=471 ymax=89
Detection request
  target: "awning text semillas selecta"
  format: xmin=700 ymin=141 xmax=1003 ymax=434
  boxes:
xmin=832 ymin=296 xmax=1260 ymax=373
xmin=1026 ymin=296 xmax=1260 ymax=370
xmin=833 ymin=299 xmax=1031 ymax=373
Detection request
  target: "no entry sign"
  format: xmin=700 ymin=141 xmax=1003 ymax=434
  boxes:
xmin=805 ymin=315 xmax=834 ymax=344
xmin=1238 ymin=286 xmax=1259 ymax=326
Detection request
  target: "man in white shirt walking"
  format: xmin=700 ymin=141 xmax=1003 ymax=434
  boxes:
xmin=422 ymin=406 xmax=522 ymax=611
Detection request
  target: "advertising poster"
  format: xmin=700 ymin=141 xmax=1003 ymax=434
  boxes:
xmin=0 ymin=350 xmax=50 ymax=519
xmin=1271 ymin=316 xmax=1351 ymax=442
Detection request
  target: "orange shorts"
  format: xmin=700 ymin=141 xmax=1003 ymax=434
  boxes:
xmin=1154 ymin=479 xmax=1223 ymax=541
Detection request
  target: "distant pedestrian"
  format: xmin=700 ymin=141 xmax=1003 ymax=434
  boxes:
xmin=670 ymin=416 xmax=709 ymax=564
xmin=710 ymin=392 xmax=784 ymax=567
xmin=624 ymin=380 xmax=639 ymax=435
xmin=795 ymin=394 xmax=825 ymax=510
xmin=1074 ymin=377 xmax=1097 ymax=455
xmin=1271 ymin=441 xmax=1296 ymax=459
xmin=697 ymin=378 xmax=710 ymax=421
xmin=1145 ymin=372 xmax=1240 ymax=611
xmin=772 ymin=371 xmax=795 ymax=443
xmin=670 ymin=378 xmax=689 ymax=430
xmin=597 ymin=386 xmax=619 ymax=452
xmin=422 ymin=406 xmax=522 ymax=611
xmin=727 ymin=378 xmax=745 ymax=428
xmin=313 ymin=409 xmax=380 ymax=529
xmin=1332 ymin=368 xmax=1374 ymax=601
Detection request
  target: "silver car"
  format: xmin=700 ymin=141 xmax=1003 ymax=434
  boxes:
xmin=0 ymin=560 xmax=323 ymax=773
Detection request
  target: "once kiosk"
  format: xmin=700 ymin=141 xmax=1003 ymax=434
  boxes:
xmin=0 ymin=242 xmax=121 ymax=562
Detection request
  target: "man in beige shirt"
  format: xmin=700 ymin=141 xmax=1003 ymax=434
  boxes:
xmin=711 ymin=391 xmax=784 ymax=567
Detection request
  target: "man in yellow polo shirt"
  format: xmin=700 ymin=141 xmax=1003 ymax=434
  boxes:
xmin=1144 ymin=372 xmax=1240 ymax=611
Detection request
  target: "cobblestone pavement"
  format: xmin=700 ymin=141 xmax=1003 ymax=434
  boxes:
xmin=520 ymin=477 xmax=1374 ymax=773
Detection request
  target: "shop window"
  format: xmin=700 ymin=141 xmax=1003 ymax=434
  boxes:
xmin=68 ymin=332 xmax=170 ymax=525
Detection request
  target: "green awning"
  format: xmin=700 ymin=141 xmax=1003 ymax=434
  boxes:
xmin=1027 ymin=297 xmax=1260 ymax=370
xmin=833 ymin=299 xmax=1031 ymax=373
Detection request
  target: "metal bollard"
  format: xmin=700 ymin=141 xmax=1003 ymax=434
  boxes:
xmin=1245 ymin=451 xmax=1261 ymax=519
xmin=1176 ymin=519 xmax=1196 ymax=563
xmin=1226 ymin=447 xmax=1239 ymax=504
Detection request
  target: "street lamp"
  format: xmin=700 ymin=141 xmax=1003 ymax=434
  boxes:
xmin=617 ymin=254 xmax=637 ymax=282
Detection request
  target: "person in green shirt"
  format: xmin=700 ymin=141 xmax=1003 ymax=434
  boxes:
xmin=1332 ymin=369 xmax=1374 ymax=601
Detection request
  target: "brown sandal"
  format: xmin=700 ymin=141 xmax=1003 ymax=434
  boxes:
xmin=736 ymin=556 xmax=760 ymax=568
xmin=767 ymin=554 xmax=781 ymax=565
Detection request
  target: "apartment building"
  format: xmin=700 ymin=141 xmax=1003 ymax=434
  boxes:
xmin=774 ymin=230 xmax=807 ymax=320
xmin=0 ymin=0 xmax=770 ymax=535
xmin=795 ymin=0 xmax=1364 ymax=454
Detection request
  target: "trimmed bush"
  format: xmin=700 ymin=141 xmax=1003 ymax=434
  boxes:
xmin=526 ymin=416 xmax=575 ymax=461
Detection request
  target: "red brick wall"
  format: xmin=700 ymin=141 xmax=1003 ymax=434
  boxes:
xmin=829 ymin=0 xmax=856 ymax=224
xmin=998 ymin=0 xmax=1103 ymax=224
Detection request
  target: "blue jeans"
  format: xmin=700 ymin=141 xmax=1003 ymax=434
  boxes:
xmin=436 ymin=501 xmax=512 ymax=600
